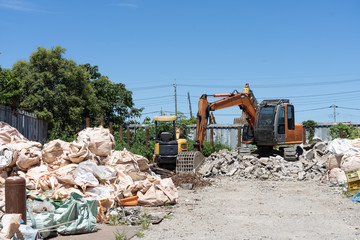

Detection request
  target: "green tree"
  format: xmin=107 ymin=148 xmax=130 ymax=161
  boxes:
xmin=12 ymin=46 xmax=101 ymax=139
xmin=11 ymin=46 xmax=140 ymax=140
xmin=89 ymin=74 xmax=143 ymax=125
xmin=0 ymin=66 xmax=21 ymax=109
xmin=329 ymin=123 xmax=360 ymax=139
xmin=302 ymin=120 xmax=317 ymax=143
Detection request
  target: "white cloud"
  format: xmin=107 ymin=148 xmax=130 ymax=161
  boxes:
xmin=0 ymin=0 xmax=45 ymax=12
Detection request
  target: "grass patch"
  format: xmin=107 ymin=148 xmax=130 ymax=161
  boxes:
xmin=140 ymin=217 xmax=151 ymax=230
xmin=136 ymin=231 xmax=145 ymax=238
xmin=163 ymin=214 xmax=172 ymax=219
xmin=114 ymin=230 xmax=127 ymax=240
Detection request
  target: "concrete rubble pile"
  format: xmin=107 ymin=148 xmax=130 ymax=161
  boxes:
xmin=0 ymin=121 xmax=178 ymax=226
xmin=199 ymin=137 xmax=360 ymax=182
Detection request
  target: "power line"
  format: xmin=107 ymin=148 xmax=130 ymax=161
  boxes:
xmin=177 ymin=78 xmax=360 ymax=89
xmin=134 ymin=95 xmax=173 ymax=101
xmin=263 ymin=89 xmax=360 ymax=99
xmin=338 ymin=106 xmax=360 ymax=111
xmin=296 ymin=107 xmax=330 ymax=112
xmin=128 ymin=84 xmax=172 ymax=91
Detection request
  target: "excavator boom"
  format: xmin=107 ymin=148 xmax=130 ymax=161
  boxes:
xmin=194 ymin=85 xmax=258 ymax=152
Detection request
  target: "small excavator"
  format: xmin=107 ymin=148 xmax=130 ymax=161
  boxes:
xmin=176 ymin=83 xmax=303 ymax=171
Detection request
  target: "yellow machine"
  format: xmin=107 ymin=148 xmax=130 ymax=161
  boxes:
xmin=153 ymin=115 xmax=188 ymax=170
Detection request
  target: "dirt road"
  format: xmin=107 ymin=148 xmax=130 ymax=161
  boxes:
xmin=134 ymin=177 xmax=360 ymax=240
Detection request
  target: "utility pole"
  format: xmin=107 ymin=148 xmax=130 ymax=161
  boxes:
xmin=188 ymin=92 xmax=193 ymax=118
xmin=330 ymin=104 xmax=338 ymax=123
xmin=174 ymin=79 xmax=177 ymax=116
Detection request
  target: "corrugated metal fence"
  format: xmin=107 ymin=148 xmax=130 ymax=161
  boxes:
xmin=129 ymin=122 xmax=360 ymax=149
xmin=187 ymin=124 xmax=242 ymax=149
xmin=313 ymin=122 xmax=360 ymax=142
xmin=0 ymin=105 xmax=48 ymax=142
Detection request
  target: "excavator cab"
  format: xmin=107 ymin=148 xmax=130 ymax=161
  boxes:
xmin=253 ymin=99 xmax=302 ymax=147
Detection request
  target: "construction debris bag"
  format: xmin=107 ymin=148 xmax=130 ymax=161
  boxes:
xmin=6 ymin=141 xmax=42 ymax=171
xmin=77 ymin=127 xmax=115 ymax=157
xmin=0 ymin=146 xmax=15 ymax=170
xmin=54 ymin=192 xmax=98 ymax=235
xmin=25 ymin=165 xmax=58 ymax=191
xmin=0 ymin=214 xmax=22 ymax=239
xmin=64 ymin=142 xmax=90 ymax=164
xmin=106 ymin=150 xmax=145 ymax=181
xmin=341 ymin=154 xmax=360 ymax=171
xmin=73 ymin=161 xmax=118 ymax=189
xmin=328 ymin=168 xmax=346 ymax=183
xmin=53 ymin=164 xmax=78 ymax=185
xmin=16 ymin=147 xmax=42 ymax=171
xmin=42 ymin=139 xmax=70 ymax=164
xmin=326 ymin=154 xmax=342 ymax=170
xmin=26 ymin=205 xmax=55 ymax=238
xmin=18 ymin=224 xmax=39 ymax=240
xmin=351 ymin=139 xmax=360 ymax=148
xmin=328 ymin=138 xmax=360 ymax=155
xmin=136 ymin=178 xmax=178 ymax=206
xmin=0 ymin=121 xmax=28 ymax=145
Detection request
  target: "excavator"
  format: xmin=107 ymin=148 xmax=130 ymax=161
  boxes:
xmin=176 ymin=83 xmax=303 ymax=171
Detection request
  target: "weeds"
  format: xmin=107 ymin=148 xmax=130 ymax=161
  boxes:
xmin=140 ymin=217 xmax=151 ymax=230
xmin=114 ymin=230 xmax=127 ymax=240
xmin=163 ymin=214 xmax=172 ymax=219
xmin=163 ymin=203 xmax=173 ymax=209
xmin=136 ymin=231 xmax=145 ymax=238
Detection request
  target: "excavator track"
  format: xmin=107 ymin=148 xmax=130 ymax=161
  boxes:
xmin=176 ymin=151 xmax=205 ymax=173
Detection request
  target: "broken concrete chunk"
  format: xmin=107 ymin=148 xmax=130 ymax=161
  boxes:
xmin=305 ymin=149 xmax=315 ymax=160
xmin=297 ymin=171 xmax=306 ymax=180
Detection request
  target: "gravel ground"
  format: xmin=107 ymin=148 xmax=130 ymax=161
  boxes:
xmin=133 ymin=177 xmax=360 ymax=240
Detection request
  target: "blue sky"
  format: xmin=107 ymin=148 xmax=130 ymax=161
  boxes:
xmin=1 ymin=0 xmax=360 ymax=124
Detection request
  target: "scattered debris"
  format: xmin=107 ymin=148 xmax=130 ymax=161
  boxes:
xmin=0 ymin=121 xmax=179 ymax=237
xmin=171 ymin=172 xmax=211 ymax=188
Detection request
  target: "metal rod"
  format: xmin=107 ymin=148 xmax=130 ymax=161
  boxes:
xmin=37 ymin=220 xmax=77 ymax=231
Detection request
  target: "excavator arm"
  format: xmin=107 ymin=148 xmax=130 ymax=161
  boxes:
xmin=194 ymin=84 xmax=258 ymax=152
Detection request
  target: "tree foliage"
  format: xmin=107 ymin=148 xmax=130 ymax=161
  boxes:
xmin=329 ymin=123 xmax=360 ymax=140
xmin=302 ymin=120 xmax=317 ymax=143
xmin=0 ymin=67 xmax=21 ymax=109
xmin=84 ymin=64 xmax=143 ymax=125
xmin=9 ymin=46 xmax=141 ymax=140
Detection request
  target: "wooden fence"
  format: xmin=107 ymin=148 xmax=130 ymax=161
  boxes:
xmin=0 ymin=105 xmax=48 ymax=143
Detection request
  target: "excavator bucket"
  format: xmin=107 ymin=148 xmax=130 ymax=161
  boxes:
xmin=176 ymin=151 xmax=205 ymax=173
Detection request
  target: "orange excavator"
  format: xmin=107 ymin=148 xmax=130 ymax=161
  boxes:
xmin=176 ymin=83 xmax=303 ymax=171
